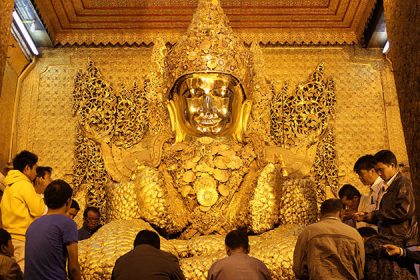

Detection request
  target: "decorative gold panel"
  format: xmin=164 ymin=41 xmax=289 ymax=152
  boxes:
xmin=15 ymin=45 xmax=409 ymax=279
xmin=32 ymin=0 xmax=377 ymax=46
xmin=0 ymin=0 xmax=14 ymax=94
xmin=270 ymin=63 xmax=338 ymax=201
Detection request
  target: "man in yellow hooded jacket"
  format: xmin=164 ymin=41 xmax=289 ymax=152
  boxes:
xmin=1 ymin=150 xmax=47 ymax=272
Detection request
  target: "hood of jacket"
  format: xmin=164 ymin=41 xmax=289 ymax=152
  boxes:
xmin=4 ymin=170 xmax=31 ymax=186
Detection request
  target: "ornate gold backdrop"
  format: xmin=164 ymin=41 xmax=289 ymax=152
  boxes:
xmin=15 ymin=46 xmax=407 ymax=196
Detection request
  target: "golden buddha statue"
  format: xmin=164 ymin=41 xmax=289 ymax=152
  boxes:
xmin=73 ymin=0 xmax=337 ymax=278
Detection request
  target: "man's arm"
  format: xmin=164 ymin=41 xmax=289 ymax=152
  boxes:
xmin=66 ymin=242 xmax=81 ymax=280
xmin=293 ymin=232 xmax=308 ymax=279
xmin=356 ymin=235 xmax=365 ymax=280
xmin=384 ymin=244 xmax=420 ymax=264
xmin=372 ymin=179 xmax=415 ymax=224
xmin=170 ymin=255 xmax=186 ymax=280
xmin=21 ymin=182 xmax=46 ymax=216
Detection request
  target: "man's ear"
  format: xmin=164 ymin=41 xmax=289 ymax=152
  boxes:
xmin=225 ymin=245 xmax=231 ymax=256
xmin=0 ymin=244 xmax=6 ymax=255
xmin=65 ymin=198 xmax=72 ymax=210
xmin=338 ymin=209 xmax=344 ymax=220
xmin=22 ymin=165 xmax=30 ymax=175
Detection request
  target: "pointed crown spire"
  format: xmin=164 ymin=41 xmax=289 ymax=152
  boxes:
xmin=164 ymin=0 xmax=255 ymax=98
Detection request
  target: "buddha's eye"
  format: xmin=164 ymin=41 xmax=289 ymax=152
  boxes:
xmin=184 ymin=88 xmax=205 ymax=98
xmin=213 ymin=87 xmax=232 ymax=97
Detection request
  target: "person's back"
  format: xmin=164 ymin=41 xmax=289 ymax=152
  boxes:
xmin=207 ymin=229 xmax=271 ymax=280
xmin=305 ymin=218 xmax=364 ymax=279
xmin=24 ymin=179 xmax=80 ymax=280
xmin=293 ymin=199 xmax=364 ymax=280
xmin=208 ymin=252 xmax=270 ymax=280
xmin=113 ymin=244 xmax=184 ymax=280
xmin=112 ymin=230 xmax=185 ymax=280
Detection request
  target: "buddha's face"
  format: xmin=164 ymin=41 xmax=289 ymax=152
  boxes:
xmin=170 ymin=73 xmax=246 ymax=138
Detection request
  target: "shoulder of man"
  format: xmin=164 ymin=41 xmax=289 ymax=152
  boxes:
xmin=392 ymin=173 xmax=414 ymax=193
xmin=159 ymin=249 xmax=180 ymax=262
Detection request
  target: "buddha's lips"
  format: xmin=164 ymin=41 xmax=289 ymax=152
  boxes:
xmin=195 ymin=116 xmax=222 ymax=126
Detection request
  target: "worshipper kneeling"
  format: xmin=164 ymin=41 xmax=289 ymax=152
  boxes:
xmin=207 ymin=229 xmax=271 ymax=280
xmin=78 ymin=206 xmax=102 ymax=240
xmin=24 ymin=179 xmax=81 ymax=280
xmin=111 ymin=230 xmax=185 ymax=280
xmin=67 ymin=199 xmax=80 ymax=220
xmin=293 ymin=199 xmax=365 ymax=280
xmin=0 ymin=228 xmax=23 ymax=280
xmin=338 ymin=184 xmax=377 ymax=230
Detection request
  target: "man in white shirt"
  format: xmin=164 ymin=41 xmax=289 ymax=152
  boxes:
xmin=353 ymin=154 xmax=385 ymax=211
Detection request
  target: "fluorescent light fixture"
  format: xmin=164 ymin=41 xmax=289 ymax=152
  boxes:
xmin=383 ymin=41 xmax=390 ymax=54
xmin=30 ymin=21 xmax=36 ymax=32
xmin=12 ymin=11 xmax=38 ymax=56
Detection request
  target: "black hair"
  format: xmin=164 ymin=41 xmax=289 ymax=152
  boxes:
xmin=353 ymin=155 xmax=377 ymax=173
xmin=0 ymin=228 xmax=11 ymax=247
xmin=320 ymin=199 xmax=344 ymax=215
xmin=225 ymin=229 xmax=249 ymax=252
xmin=70 ymin=199 xmax=80 ymax=210
xmin=83 ymin=206 xmax=101 ymax=219
xmin=133 ymin=230 xmax=160 ymax=249
xmin=338 ymin=184 xmax=361 ymax=200
xmin=12 ymin=150 xmax=38 ymax=172
xmin=357 ymin=227 xmax=377 ymax=238
xmin=36 ymin=166 xmax=53 ymax=178
xmin=374 ymin=150 xmax=397 ymax=166
xmin=44 ymin=179 xmax=73 ymax=209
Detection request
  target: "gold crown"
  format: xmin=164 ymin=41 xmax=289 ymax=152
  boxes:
xmin=164 ymin=0 xmax=255 ymax=98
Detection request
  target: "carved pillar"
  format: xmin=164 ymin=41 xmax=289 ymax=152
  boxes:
xmin=0 ymin=0 xmax=14 ymax=94
xmin=383 ymin=0 xmax=420 ymax=220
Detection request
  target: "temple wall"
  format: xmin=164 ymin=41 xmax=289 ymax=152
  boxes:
xmin=0 ymin=35 xmax=29 ymax=171
xmin=13 ymin=46 xmax=407 ymax=194
xmin=383 ymin=0 xmax=420 ymax=225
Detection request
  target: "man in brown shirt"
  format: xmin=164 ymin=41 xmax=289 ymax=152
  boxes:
xmin=207 ymin=229 xmax=271 ymax=280
xmin=112 ymin=230 xmax=185 ymax=280
xmin=293 ymin=199 xmax=365 ymax=280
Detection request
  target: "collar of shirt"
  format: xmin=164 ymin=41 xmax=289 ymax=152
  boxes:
xmin=371 ymin=176 xmax=383 ymax=193
xmin=321 ymin=216 xmax=341 ymax=222
xmin=384 ymin=171 xmax=399 ymax=191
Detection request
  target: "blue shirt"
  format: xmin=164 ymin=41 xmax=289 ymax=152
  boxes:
xmin=24 ymin=214 xmax=78 ymax=280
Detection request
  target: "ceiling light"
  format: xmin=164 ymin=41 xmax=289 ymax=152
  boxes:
xmin=12 ymin=11 xmax=38 ymax=56
xmin=383 ymin=41 xmax=390 ymax=54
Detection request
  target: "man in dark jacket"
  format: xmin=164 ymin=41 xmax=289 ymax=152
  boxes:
xmin=356 ymin=150 xmax=418 ymax=280
xmin=111 ymin=230 xmax=185 ymax=280
xmin=358 ymin=150 xmax=418 ymax=246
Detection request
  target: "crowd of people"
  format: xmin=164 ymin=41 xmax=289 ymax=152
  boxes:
xmin=0 ymin=149 xmax=417 ymax=280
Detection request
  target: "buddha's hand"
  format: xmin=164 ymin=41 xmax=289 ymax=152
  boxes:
xmin=249 ymin=163 xmax=280 ymax=233
xmin=134 ymin=165 xmax=189 ymax=234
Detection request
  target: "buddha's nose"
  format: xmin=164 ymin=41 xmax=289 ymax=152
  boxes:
xmin=203 ymin=95 xmax=214 ymax=112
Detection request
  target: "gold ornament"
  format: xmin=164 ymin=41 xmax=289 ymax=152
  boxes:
xmin=195 ymin=175 xmax=219 ymax=207
xmin=164 ymin=0 xmax=254 ymax=99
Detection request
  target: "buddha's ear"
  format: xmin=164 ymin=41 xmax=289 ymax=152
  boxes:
xmin=233 ymin=100 xmax=252 ymax=142
xmin=167 ymin=100 xmax=186 ymax=143
xmin=241 ymin=100 xmax=252 ymax=134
